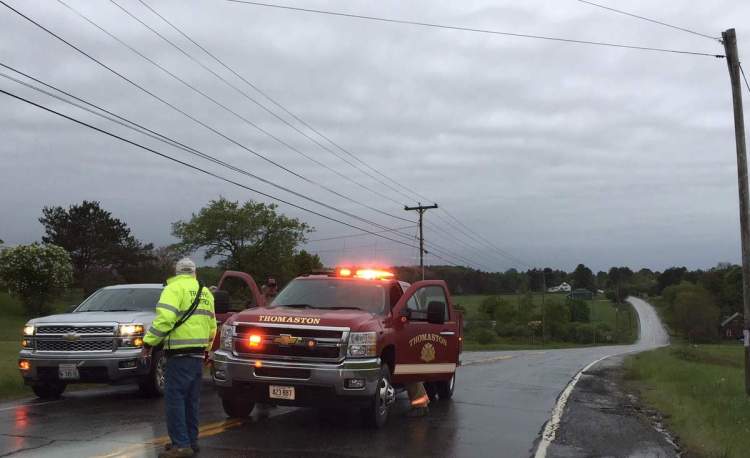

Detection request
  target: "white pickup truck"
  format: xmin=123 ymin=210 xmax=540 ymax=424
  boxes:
xmin=18 ymin=271 xmax=263 ymax=399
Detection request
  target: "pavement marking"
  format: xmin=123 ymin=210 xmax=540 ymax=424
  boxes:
xmin=461 ymin=354 xmax=516 ymax=366
xmin=533 ymin=354 xmax=611 ymax=458
xmin=93 ymin=418 xmax=244 ymax=458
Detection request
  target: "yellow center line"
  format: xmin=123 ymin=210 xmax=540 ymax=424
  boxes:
xmin=461 ymin=354 xmax=517 ymax=366
xmin=94 ymin=418 xmax=245 ymax=458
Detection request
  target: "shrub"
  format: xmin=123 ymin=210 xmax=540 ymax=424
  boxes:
xmin=0 ymin=243 xmax=73 ymax=316
xmin=471 ymin=328 xmax=497 ymax=345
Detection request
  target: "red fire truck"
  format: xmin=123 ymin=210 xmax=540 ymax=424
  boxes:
xmin=211 ymin=268 xmax=463 ymax=427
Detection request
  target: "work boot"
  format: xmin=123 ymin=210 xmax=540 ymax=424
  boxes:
xmin=164 ymin=443 xmax=200 ymax=453
xmin=405 ymin=406 xmax=429 ymax=418
xmin=157 ymin=446 xmax=194 ymax=458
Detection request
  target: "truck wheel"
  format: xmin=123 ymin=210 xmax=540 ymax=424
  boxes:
xmin=424 ymin=382 xmax=438 ymax=402
xmin=222 ymin=398 xmax=255 ymax=418
xmin=138 ymin=349 xmax=166 ymax=397
xmin=436 ymin=372 xmax=456 ymax=400
xmin=31 ymin=382 xmax=66 ymax=399
xmin=362 ymin=364 xmax=394 ymax=428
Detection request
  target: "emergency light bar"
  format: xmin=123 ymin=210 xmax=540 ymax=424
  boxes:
xmin=336 ymin=267 xmax=394 ymax=280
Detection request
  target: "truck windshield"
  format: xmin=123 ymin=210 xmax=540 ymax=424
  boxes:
xmin=270 ymin=279 xmax=387 ymax=314
xmin=75 ymin=288 xmax=162 ymax=312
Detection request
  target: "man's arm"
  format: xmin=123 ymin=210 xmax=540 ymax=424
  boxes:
xmin=144 ymin=286 xmax=181 ymax=348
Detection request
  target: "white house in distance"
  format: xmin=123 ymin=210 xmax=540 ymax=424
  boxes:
xmin=548 ymin=282 xmax=572 ymax=293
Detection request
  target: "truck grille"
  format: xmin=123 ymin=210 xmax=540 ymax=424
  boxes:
xmin=234 ymin=324 xmax=347 ymax=361
xmin=33 ymin=323 xmax=116 ymax=352
xmin=36 ymin=339 xmax=114 ymax=352
xmin=37 ymin=325 xmax=114 ymax=335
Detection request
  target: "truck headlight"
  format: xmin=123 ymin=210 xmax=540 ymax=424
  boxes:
xmin=118 ymin=324 xmax=144 ymax=336
xmin=220 ymin=324 xmax=234 ymax=351
xmin=23 ymin=324 xmax=35 ymax=336
xmin=347 ymin=332 xmax=377 ymax=358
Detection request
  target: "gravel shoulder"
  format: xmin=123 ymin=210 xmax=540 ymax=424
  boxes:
xmin=546 ymin=356 xmax=679 ymax=458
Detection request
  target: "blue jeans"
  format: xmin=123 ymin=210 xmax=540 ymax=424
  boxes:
xmin=165 ymin=355 xmax=203 ymax=448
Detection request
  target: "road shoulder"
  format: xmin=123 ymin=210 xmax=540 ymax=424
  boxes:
xmin=545 ymin=356 xmax=679 ymax=458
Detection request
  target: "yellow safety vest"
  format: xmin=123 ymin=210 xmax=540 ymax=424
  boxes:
xmin=144 ymin=274 xmax=216 ymax=351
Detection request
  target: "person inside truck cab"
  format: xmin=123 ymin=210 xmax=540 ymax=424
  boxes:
xmin=261 ymin=277 xmax=278 ymax=303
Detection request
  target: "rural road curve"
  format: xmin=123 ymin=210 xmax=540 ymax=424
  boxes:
xmin=0 ymin=297 xmax=668 ymax=457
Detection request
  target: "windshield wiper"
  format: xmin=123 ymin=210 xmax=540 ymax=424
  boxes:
xmin=322 ymin=306 xmax=363 ymax=310
xmin=279 ymin=304 xmax=314 ymax=309
xmin=101 ymin=309 xmax=139 ymax=312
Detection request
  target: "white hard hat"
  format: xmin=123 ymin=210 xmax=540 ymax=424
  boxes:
xmin=175 ymin=257 xmax=196 ymax=275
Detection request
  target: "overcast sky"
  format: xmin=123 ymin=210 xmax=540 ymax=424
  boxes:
xmin=1 ymin=0 xmax=748 ymax=273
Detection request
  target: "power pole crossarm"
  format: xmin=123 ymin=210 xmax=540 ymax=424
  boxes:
xmin=722 ymin=28 xmax=750 ymax=396
xmin=405 ymin=203 xmax=439 ymax=280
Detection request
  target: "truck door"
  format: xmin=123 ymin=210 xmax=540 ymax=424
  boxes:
xmin=391 ymin=280 xmax=459 ymax=384
xmin=211 ymin=271 xmax=263 ymax=351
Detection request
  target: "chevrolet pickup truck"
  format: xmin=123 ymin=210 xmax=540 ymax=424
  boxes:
xmin=18 ymin=271 xmax=263 ymax=399
xmin=212 ymin=268 xmax=463 ymax=427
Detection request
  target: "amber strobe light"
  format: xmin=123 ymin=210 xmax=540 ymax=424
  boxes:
xmin=248 ymin=334 xmax=262 ymax=348
xmin=338 ymin=268 xmax=352 ymax=277
xmin=18 ymin=360 xmax=30 ymax=371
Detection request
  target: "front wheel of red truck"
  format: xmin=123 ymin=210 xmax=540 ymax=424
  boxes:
xmin=436 ymin=372 xmax=456 ymax=400
xmin=361 ymin=364 xmax=394 ymax=428
xmin=222 ymin=398 xmax=255 ymax=418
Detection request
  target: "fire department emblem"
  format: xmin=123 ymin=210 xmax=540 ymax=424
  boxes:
xmin=420 ymin=343 xmax=436 ymax=363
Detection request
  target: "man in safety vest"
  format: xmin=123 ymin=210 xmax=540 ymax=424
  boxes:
xmin=142 ymin=258 xmax=216 ymax=458
xmin=406 ymin=382 xmax=429 ymax=417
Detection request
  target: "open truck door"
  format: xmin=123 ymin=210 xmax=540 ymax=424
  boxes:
xmin=390 ymin=280 xmax=460 ymax=385
xmin=210 ymin=271 xmax=264 ymax=351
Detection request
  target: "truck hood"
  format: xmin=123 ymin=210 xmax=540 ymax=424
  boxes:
xmin=28 ymin=311 xmax=155 ymax=326
xmin=231 ymin=307 xmax=382 ymax=331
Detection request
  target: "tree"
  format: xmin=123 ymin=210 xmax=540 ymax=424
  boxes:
xmin=657 ymin=267 xmax=687 ymax=293
xmin=572 ymin=264 xmax=595 ymax=291
xmin=39 ymin=201 xmax=153 ymax=292
xmin=172 ymin=198 xmax=312 ymax=282
xmin=608 ymin=266 xmax=634 ymax=303
xmin=0 ymin=244 xmax=73 ymax=316
xmin=673 ymin=285 xmax=720 ymax=343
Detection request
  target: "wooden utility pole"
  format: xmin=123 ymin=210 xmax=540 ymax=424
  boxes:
xmin=722 ymin=28 xmax=750 ymax=395
xmin=541 ymin=269 xmax=546 ymax=346
xmin=405 ymin=203 xmax=439 ymax=280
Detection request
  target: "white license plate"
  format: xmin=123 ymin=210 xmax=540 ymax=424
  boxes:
xmin=58 ymin=364 xmax=79 ymax=380
xmin=269 ymin=385 xmax=295 ymax=400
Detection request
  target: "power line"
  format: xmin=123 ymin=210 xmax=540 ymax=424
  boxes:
xmin=741 ymin=63 xmax=750 ymax=96
xmin=0 ymin=67 xmax=414 ymax=242
xmin=52 ymin=0 xmax=414 ymax=226
xmin=307 ymin=225 xmax=416 ymax=242
xmin=225 ymin=0 xmax=724 ymax=58
xmin=139 ymin=0 xmax=430 ymax=205
xmin=113 ymin=0 xmax=416 ymax=206
xmin=0 ymin=86 xmax=426 ymax=250
xmin=576 ymin=0 xmax=721 ymax=42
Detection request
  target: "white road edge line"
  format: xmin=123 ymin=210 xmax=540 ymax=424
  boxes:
xmin=533 ymin=354 xmax=612 ymax=458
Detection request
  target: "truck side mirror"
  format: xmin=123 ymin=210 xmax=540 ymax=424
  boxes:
xmin=427 ymin=301 xmax=446 ymax=324
xmin=398 ymin=308 xmax=411 ymax=324
xmin=213 ymin=290 xmax=231 ymax=314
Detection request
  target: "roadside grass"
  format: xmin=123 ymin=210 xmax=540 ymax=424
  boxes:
xmin=0 ymin=290 xmax=85 ymax=401
xmin=463 ymin=340 xmax=593 ymax=351
xmin=625 ymin=344 xmax=750 ymax=458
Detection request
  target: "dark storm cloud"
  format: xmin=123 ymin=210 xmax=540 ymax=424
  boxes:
xmin=0 ymin=0 xmax=747 ymax=272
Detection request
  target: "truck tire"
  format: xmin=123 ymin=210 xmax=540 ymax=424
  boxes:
xmin=436 ymin=372 xmax=456 ymax=400
xmin=31 ymin=382 xmax=66 ymax=399
xmin=138 ymin=349 xmax=166 ymax=397
xmin=222 ymin=398 xmax=254 ymax=418
xmin=361 ymin=364 xmax=394 ymax=428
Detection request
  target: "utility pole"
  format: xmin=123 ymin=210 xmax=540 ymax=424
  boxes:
xmin=541 ymin=269 xmax=546 ymax=346
xmin=405 ymin=203 xmax=439 ymax=280
xmin=722 ymin=28 xmax=750 ymax=396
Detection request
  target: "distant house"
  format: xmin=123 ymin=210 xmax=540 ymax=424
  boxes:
xmin=569 ymin=288 xmax=594 ymax=301
xmin=720 ymin=312 xmax=743 ymax=340
xmin=548 ymin=282 xmax=572 ymax=293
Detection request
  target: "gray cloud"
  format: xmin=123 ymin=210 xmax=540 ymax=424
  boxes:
xmin=1 ymin=0 xmax=747 ymax=273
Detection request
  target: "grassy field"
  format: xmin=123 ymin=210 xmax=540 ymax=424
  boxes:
xmin=625 ymin=344 xmax=750 ymax=458
xmin=454 ymin=293 xmax=638 ymax=349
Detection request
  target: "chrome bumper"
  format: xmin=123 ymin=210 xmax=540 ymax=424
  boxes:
xmin=18 ymin=349 xmax=149 ymax=383
xmin=212 ymin=350 xmax=381 ymax=399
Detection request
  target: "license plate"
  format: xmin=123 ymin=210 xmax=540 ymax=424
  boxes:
xmin=269 ymin=385 xmax=295 ymax=400
xmin=58 ymin=364 xmax=79 ymax=380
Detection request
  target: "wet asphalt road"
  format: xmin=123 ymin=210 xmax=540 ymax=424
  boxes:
xmin=0 ymin=298 xmax=667 ymax=458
